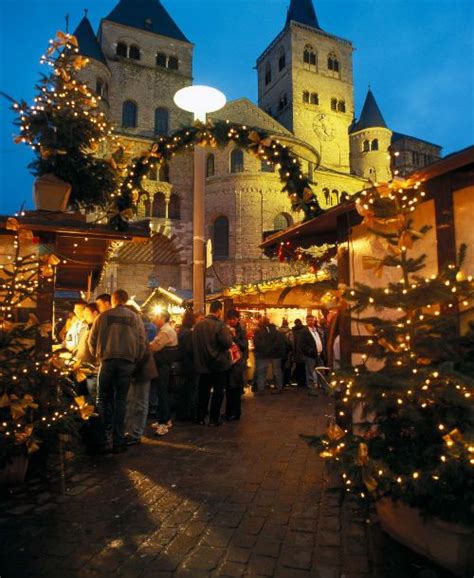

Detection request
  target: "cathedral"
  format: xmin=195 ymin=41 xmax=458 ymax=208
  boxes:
xmin=73 ymin=0 xmax=441 ymax=301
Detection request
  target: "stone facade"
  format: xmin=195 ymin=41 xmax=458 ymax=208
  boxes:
xmin=390 ymin=134 xmax=442 ymax=176
xmin=81 ymin=0 xmax=441 ymax=300
xmin=350 ymin=126 xmax=393 ymax=183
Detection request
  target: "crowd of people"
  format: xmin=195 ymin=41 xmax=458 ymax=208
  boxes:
xmin=60 ymin=290 xmax=330 ymax=455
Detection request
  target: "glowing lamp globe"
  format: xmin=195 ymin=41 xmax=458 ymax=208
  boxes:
xmin=174 ymin=85 xmax=226 ymax=122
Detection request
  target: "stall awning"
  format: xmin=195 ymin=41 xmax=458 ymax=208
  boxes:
xmin=209 ymin=272 xmax=336 ymax=309
xmin=0 ymin=212 xmax=150 ymax=291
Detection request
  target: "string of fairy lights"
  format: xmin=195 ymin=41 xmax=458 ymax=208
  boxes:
xmin=314 ymin=172 xmax=474 ymax=503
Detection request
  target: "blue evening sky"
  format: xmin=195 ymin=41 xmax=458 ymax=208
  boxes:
xmin=0 ymin=0 xmax=473 ymax=215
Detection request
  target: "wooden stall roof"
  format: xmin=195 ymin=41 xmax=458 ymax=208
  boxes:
xmin=261 ymin=145 xmax=474 ymax=253
xmin=208 ymin=272 xmax=336 ymax=309
xmin=0 ymin=211 xmax=150 ymax=291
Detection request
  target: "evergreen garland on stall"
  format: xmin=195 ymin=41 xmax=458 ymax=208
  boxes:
xmin=309 ymin=182 xmax=474 ymax=526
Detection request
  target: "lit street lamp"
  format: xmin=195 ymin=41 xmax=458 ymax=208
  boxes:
xmin=174 ymin=85 xmax=226 ymax=314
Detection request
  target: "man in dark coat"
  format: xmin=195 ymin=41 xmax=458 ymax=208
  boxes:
xmin=253 ymin=316 xmax=287 ymax=394
xmin=224 ymin=309 xmax=248 ymax=420
xmin=193 ymin=301 xmax=233 ymax=426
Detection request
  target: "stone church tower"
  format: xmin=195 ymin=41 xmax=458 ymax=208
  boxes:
xmin=257 ymin=0 xmax=354 ymax=173
xmin=349 ymin=89 xmax=393 ymax=183
xmin=70 ymin=0 xmax=441 ymax=301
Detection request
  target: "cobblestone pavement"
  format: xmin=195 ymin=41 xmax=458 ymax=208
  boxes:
xmin=0 ymin=389 xmax=444 ymax=578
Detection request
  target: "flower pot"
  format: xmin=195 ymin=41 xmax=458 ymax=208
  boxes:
xmin=376 ymin=497 xmax=474 ymax=576
xmin=33 ymin=174 xmax=71 ymax=211
xmin=0 ymin=455 xmax=29 ymax=486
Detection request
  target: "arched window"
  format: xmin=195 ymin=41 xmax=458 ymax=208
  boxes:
xmin=206 ymin=154 xmax=215 ymax=177
xmin=363 ymin=140 xmax=370 ymax=152
xmin=213 ymin=216 xmax=229 ymax=259
xmin=168 ymin=193 xmax=180 ymax=220
xmin=230 ymin=149 xmax=244 ymax=173
xmin=129 ymin=45 xmax=140 ymax=60
xmin=371 ymin=139 xmax=379 ymax=151
xmin=338 ymin=100 xmax=346 ymax=112
xmin=273 ymin=213 xmax=292 ymax=231
xmin=311 ymin=92 xmax=319 ymax=105
xmin=148 ymin=165 xmax=158 ymax=181
xmin=278 ymin=47 xmax=286 ymax=71
xmin=168 ymin=56 xmax=179 ymax=70
xmin=116 ymin=42 xmax=127 ymax=57
xmin=159 ymin=163 xmax=170 ymax=182
xmin=122 ymin=100 xmax=137 ymax=128
xmin=328 ymin=52 xmax=340 ymax=72
xmin=331 ymin=190 xmax=339 ymax=205
xmin=261 ymin=160 xmax=274 ymax=172
xmin=154 ymin=107 xmax=169 ymax=135
xmin=152 ymin=192 xmax=166 ymax=218
xmin=330 ymin=98 xmax=337 ymax=111
xmin=303 ymin=91 xmax=310 ymax=103
xmin=265 ymin=62 xmax=272 ymax=85
xmin=303 ymin=45 xmax=316 ymax=66
xmin=156 ymin=52 xmax=167 ymax=67
xmin=143 ymin=196 xmax=151 ymax=217
xmin=322 ymin=187 xmax=330 ymax=204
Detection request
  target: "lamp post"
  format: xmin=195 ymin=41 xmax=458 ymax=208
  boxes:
xmin=174 ymin=85 xmax=226 ymax=314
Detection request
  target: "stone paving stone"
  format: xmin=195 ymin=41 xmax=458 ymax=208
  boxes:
xmin=248 ymin=553 xmax=276 ymax=576
xmin=311 ymin=567 xmax=340 ymax=578
xmin=280 ymin=547 xmax=312 ymax=570
xmin=202 ymin=526 xmax=235 ymax=548
xmin=222 ymin=547 xmax=249 ymax=565
xmin=252 ymin=537 xmax=281 ymax=558
xmin=218 ymin=560 xmax=246 ymax=577
xmin=231 ymin=532 xmax=258 ymax=549
xmin=239 ymin=516 xmax=266 ymax=535
xmin=186 ymin=546 xmax=224 ymax=571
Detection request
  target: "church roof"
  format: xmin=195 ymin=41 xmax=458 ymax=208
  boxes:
xmin=209 ymin=98 xmax=292 ymax=137
xmin=104 ymin=0 xmax=189 ymax=43
xmin=73 ymin=15 xmax=107 ymax=65
xmin=286 ymin=0 xmax=322 ymax=30
xmin=351 ymin=89 xmax=387 ymax=133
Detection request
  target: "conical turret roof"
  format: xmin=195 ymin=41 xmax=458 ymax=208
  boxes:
xmin=286 ymin=0 xmax=321 ymax=30
xmin=351 ymin=89 xmax=387 ymax=133
xmin=73 ymin=15 xmax=107 ymax=65
xmin=104 ymin=0 xmax=189 ymax=42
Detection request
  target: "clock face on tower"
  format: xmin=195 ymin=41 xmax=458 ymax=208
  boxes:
xmin=313 ymin=113 xmax=335 ymax=141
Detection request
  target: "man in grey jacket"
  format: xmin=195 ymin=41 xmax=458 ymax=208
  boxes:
xmin=89 ymin=289 xmax=146 ymax=453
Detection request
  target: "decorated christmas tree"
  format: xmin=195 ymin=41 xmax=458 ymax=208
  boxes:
xmin=8 ymin=31 xmax=133 ymax=215
xmin=312 ymin=181 xmax=474 ymax=526
xmin=0 ymin=218 xmax=93 ymax=473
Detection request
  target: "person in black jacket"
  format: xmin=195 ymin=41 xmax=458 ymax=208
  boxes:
xmin=224 ymin=309 xmax=249 ymax=420
xmin=193 ymin=301 xmax=233 ymax=426
xmin=253 ymin=316 xmax=287 ymax=394
xmin=176 ymin=309 xmax=196 ymax=421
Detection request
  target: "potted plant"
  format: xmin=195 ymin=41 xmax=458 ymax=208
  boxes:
xmin=309 ymin=182 xmax=474 ymax=576
xmin=8 ymin=31 xmax=133 ymax=219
